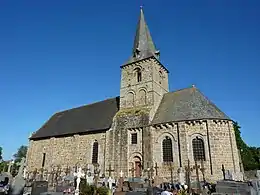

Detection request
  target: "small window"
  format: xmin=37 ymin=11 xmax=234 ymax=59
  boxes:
xmin=42 ymin=153 xmax=46 ymax=168
xmin=131 ymin=133 xmax=137 ymax=144
xmin=92 ymin=141 xmax=99 ymax=164
xmin=159 ymin=71 xmax=163 ymax=84
xmin=135 ymin=68 xmax=142 ymax=82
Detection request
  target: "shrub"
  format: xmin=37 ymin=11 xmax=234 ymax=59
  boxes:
xmin=79 ymin=182 xmax=109 ymax=195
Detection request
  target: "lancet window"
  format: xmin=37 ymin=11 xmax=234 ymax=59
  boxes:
xmin=162 ymin=136 xmax=173 ymax=162
xmin=92 ymin=140 xmax=99 ymax=164
xmin=192 ymin=137 xmax=206 ymax=161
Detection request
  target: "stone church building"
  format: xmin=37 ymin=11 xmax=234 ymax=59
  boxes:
xmin=26 ymin=8 xmax=243 ymax=182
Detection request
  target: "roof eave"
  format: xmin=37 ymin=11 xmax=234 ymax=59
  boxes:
xmin=120 ymin=55 xmax=169 ymax=73
xmin=150 ymin=117 xmax=233 ymax=126
xmin=29 ymin=127 xmax=110 ymax=141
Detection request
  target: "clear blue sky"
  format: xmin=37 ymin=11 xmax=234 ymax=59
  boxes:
xmin=0 ymin=0 xmax=259 ymax=160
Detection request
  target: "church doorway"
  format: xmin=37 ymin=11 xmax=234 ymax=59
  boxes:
xmin=133 ymin=156 xmax=142 ymax=177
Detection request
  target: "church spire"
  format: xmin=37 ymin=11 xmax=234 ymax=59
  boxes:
xmin=127 ymin=7 xmax=160 ymax=64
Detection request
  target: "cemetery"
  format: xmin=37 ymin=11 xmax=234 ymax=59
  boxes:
xmin=0 ymin=156 xmax=260 ymax=195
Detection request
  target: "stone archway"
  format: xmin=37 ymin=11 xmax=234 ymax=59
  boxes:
xmin=133 ymin=156 xmax=142 ymax=177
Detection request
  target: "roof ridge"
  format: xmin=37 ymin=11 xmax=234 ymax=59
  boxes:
xmin=54 ymin=96 xmax=119 ymax=115
xmin=167 ymin=85 xmax=195 ymax=94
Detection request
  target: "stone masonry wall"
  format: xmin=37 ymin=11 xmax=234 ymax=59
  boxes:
xmin=119 ymin=58 xmax=168 ymax=121
xmin=105 ymin=107 xmax=150 ymax=179
xmin=151 ymin=120 xmax=242 ymax=183
xmin=27 ymin=132 xmax=106 ymax=174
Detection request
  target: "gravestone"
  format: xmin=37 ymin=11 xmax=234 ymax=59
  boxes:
xmin=10 ymin=158 xmax=26 ymax=195
xmin=224 ymin=170 xmax=233 ymax=180
xmin=215 ymin=180 xmax=251 ymax=195
xmin=116 ymin=170 xmax=124 ymax=192
xmin=31 ymin=181 xmax=48 ymax=195
xmin=257 ymin=170 xmax=260 ymax=179
xmin=178 ymin=167 xmax=185 ymax=185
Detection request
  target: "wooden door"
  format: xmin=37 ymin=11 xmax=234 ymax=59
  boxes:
xmin=135 ymin=161 xmax=141 ymax=177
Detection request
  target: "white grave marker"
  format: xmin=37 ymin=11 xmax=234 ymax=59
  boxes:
xmin=120 ymin=170 xmax=123 ymax=178
xmin=74 ymin=167 xmax=85 ymax=195
xmin=108 ymin=177 xmax=113 ymax=190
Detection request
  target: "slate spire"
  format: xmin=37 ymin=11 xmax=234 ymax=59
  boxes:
xmin=127 ymin=7 xmax=160 ymax=64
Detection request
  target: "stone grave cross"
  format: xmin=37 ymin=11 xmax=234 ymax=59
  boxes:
xmin=185 ymin=159 xmax=193 ymax=193
xmin=17 ymin=158 xmax=26 ymax=177
xmin=221 ymin=164 xmax=226 ymax=180
xmin=106 ymin=164 xmax=115 ymax=177
xmin=7 ymin=160 xmax=14 ymax=173
xmin=154 ymin=162 xmax=159 ymax=176
xmin=73 ymin=167 xmax=85 ymax=195
xmin=120 ymin=170 xmax=124 ymax=178
xmin=200 ymin=160 xmax=206 ymax=183
xmin=146 ymin=166 xmax=153 ymax=187
xmin=167 ymin=162 xmax=174 ymax=184
xmin=193 ymin=161 xmax=201 ymax=194
xmin=129 ymin=163 xmax=135 ymax=180
xmin=84 ymin=164 xmax=92 ymax=184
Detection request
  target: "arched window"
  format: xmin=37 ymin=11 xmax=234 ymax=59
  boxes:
xmin=162 ymin=136 xmax=173 ymax=162
xmin=135 ymin=68 xmax=142 ymax=82
xmin=127 ymin=92 xmax=135 ymax=107
xmin=192 ymin=137 xmax=206 ymax=161
xmin=92 ymin=140 xmax=98 ymax=164
xmin=139 ymin=89 xmax=147 ymax=105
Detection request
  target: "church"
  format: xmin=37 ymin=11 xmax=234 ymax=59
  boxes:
xmin=26 ymin=8 xmax=243 ymax=182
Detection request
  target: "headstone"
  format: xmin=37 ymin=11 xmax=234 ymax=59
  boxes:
xmin=7 ymin=161 xmax=14 ymax=174
xmin=257 ymin=170 xmax=260 ymax=179
xmin=216 ymin=180 xmax=251 ymax=195
xmin=178 ymin=167 xmax=185 ymax=185
xmin=116 ymin=171 xmax=124 ymax=192
xmin=31 ymin=181 xmax=48 ymax=195
xmin=108 ymin=177 xmax=113 ymax=190
xmin=73 ymin=167 xmax=85 ymax=195
xmin=10 ymin=158 xmax=26 ymax=195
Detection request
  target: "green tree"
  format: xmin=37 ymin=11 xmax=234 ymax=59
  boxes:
xmin=13 ymin=145 xmax=28 ymax=163
xmin=234 ymin=122 xmax=260 ymax=170
xmin=0 ymin=146 xmax=3 ymax=161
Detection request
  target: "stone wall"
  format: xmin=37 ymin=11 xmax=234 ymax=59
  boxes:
xmin=119 ymin=58 xmax=168 ymax=120
xmin=27 ymin=132 xmax=106 ymax=173
xmin=27 ymin=118 xmax=242 ymax=183
xmin=105 ymin=107 xmax=150 ymax=178
xmin=150 ymin=120 xmax=243 ymax=183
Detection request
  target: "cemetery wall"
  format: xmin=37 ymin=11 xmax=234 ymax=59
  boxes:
xmin=27 ymin=132 xmax=106 ymax=172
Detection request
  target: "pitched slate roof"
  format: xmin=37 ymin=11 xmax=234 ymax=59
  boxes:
xmin=30 ymin=97 xmax=120 ymax=140
xmin=152 ymin=87 xmax=230 ymax=124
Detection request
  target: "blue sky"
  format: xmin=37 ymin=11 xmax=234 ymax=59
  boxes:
xmin=0 ymin=0 xmax=259 ymax=160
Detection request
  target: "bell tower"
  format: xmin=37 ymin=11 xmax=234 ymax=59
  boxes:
xmin=119 ymin=8 xmax=169 ymax=118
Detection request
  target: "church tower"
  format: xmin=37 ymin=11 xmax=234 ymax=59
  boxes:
xmin=120 ymin=8 xmax=169 ymax=119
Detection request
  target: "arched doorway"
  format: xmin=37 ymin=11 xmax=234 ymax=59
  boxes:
xmin=133 ymin=156 xmax=142 ymax=177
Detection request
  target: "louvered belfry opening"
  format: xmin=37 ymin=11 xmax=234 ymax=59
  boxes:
xmin=192 ymin=137 xmax=206 ymax=161
xmin=131 ymin=133 xmax=138 ymax=144
xmin=162 ymin=136 xmax=173 ymax=162
xmin=92 ymin=141 xmax=98 ymax=164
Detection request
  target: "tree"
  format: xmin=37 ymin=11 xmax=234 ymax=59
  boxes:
xmin=13 ymin=145 xmax=28 ymax=163
xmin=234 ymin=122 xmax=260 ymax=170
xmin=0 ymin=146 xmax=2 ymax=162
